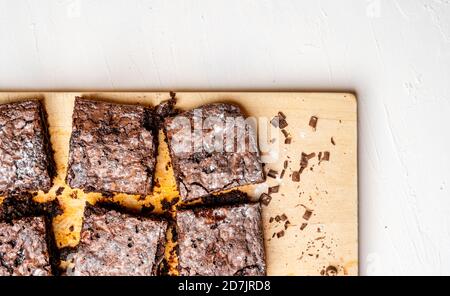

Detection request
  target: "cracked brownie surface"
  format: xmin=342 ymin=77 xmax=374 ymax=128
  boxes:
xmin=66 ymin=98 xmax=156 ymax=196
xmin=0 ymin=100 xmax=54 ymax=195
xmin=164 ymin=103 xmax=265 ymax=202
xmin=62 ymin=205 xmax=167 ymax=276
xmin=176 ymin=199 xmax=266 ymax=276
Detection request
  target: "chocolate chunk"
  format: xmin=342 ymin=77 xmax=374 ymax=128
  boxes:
xmin=309 ymin=116 xmax=318 ymax=130
xmin=268 ymin=185 xmax=280 ymax=194
xmin=259 ymin=193 xmax=272 ymax=206
xmin=276 ymin=230 xmax=285 ymax=238
xmin=278 ymin=117 xmax=288 ymax=129
xmin=292 ymin=171 xmax=300 ymax=182
xmin=267 ymin=169 xmax=278 ymax=179
xmin=303 ymin=210 xmax=313 ymax=221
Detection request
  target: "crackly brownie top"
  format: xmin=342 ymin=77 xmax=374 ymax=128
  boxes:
xmin=0 ymin=100 xmax=54 ymax=194
xmin=177 ymin=202 xmax=266 ymax=276
xmin=66 ymin=98 xmax=156 ymax=196
xmin=0 ymin=216 xmax=52 ymax=276
xmin=63 ymin=205 xmax=167 ymax=276
xmin=164 ymin=103 xmax=265 ymax=202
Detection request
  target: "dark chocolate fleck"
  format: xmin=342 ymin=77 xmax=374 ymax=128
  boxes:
xmin=285 ymin=138 xmax=292 ymax=144
xmin=260 ymin=193 xmax=272 ymax=206
xmin=267 ymin=169 xmax=278 ymax=179
xmin=292 ymin=171 xmax=300 ymax=182
xmin=281 ymin=129 xmax=289 ymax=138
xmin=276 ymin=230 xmax=285 ymax=238
xmin=300 ymin=223 xmax=308 ymax=230
xmin=278 ymin=111 xmax=286 ymax=119
xmin=303 ymin=210 xmax=313 ymax=221
xmin=309 ymin=116 xmax=318 ymax=130
xmin=268 ymin=185 xmax=280 ymax=194
xmin=56 ymin=187 xmax=65 ymax=196
xmin=280 ymin=169 xmax=286 ymax=179
xmin=331 ymin=137 xmax=336 ymax=145
xmin=283 ymin=160 xmax=289 ymax=169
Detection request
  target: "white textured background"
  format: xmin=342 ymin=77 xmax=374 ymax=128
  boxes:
xmin=1 ymin=0 xmax=450 ymax=276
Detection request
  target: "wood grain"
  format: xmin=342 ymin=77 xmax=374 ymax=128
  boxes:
xmin=0 ymin=92 xmax=358 ymax=276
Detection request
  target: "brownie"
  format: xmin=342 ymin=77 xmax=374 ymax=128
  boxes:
xmin=66 ymin=98 xmax=156 ymax=196
xmin=62 ymin=204 xmax=168 ymax=276
xmin=0 ymin=196 xmax=56 ymax=276
xmin=176 ymin=197 xmax=266 ymax=276
xmin=164 ymin=103 xmax=265 ymax=202
xmin=0 ymin=100 xmax=54 ymax=195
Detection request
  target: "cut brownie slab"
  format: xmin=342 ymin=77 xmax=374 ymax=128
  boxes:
xmin=62 ymin=204 xmax=167 ymax=276
xmin=0 ymin=100 xmax=54 ymax=195
xmin=66 ymin=98 xmax=156 ymax=196
xmin=0 ymin=196 xmax=55 ymax=276
xmin=176 ymin=195 xmax=266 ymax=276
xmin=164 ymin=103 xmax=265 ymax=202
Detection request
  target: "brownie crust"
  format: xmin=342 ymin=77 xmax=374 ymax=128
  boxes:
xmin=176 ymin=200 xmax=266 ymax=276
xmin=0 ymin=100 xmax=54 ymax=195
xmin=164 ymin=103 xmax=265 ymax=202
xmin=66 ymin=98 xmax=156 ymax=196
xmin=63 ymin=205 xmax=168 ymax=276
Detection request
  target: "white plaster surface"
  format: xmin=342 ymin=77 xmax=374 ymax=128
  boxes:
xmin=1 ymin=0 xmax=450 ymax=275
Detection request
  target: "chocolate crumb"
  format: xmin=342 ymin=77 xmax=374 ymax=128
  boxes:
xmin=278 ymin=111 xmax=287 ymax=119
xmin=275 ymin=215 xmax=281 ymax=222
xmin=300 ymin=223 xmax=308 ymax=230
xmin=280 ymin=214 xmax=288 ymax=221
xmin=331 ymin=137 xmax=336 ymax=145
xmin=309 ymin=116 xmax=318 ymax=130
xmin=278 ymin=117 xmax=288 ymax=129
xmin=260 ymin=193 xmax=272 ymax=206
xmin=56 ymin=187 xmax=65 ymax=196
xmin=284 ymin=220 xmax=291 ymax=230
xmin=284 ymin=160 xmax=289 ymax=169
xmin=281 ymin=129 xmax=289 ymax=138
xmin=269 ymin=217 xmax=274 ymax=223
xmin=306 ymin=152 xmax=316 ymax=160
xmin=280 ymin=169 xmax=286 ymax=179
xmin=276 ymin=230 xmax=285 ymax=238
xmin=268 ymin=186 xmax=280 ymax=194
xmin=325 ymin=265 xmax=338 ymax=276
xmin=69 ymin=225 xmax=74 ymax=232
xmin=285 ymin=138 xmax=292 ymax=144
xmin=322 ymin=151 xmax=330 ymax=161
xmin=292 ymin=171 xmax=300 ymax=182
xmin=303 ymin=210 xmax=313 ymax=221
xmin=267 ymin=169 xmax=278 ymax=179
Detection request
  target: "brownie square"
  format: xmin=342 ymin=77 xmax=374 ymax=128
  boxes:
xmin=0 ymin=100 xmax=54 ymax=195
xmin=66 ymin=98 xmax=156 ymax=196
xmin=164 ymin=103 xmax=265 ymax=202
xmin=0 ymin=196 xmax=54 ymax=276
xmin=62 ymin=205 xmax=167 ymax=276
xmin=176 ymin=196 xmax=266 ymax=275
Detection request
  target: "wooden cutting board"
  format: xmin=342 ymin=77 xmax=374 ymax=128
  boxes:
xmin=0 ymin=92 xmax=358 ymax=276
